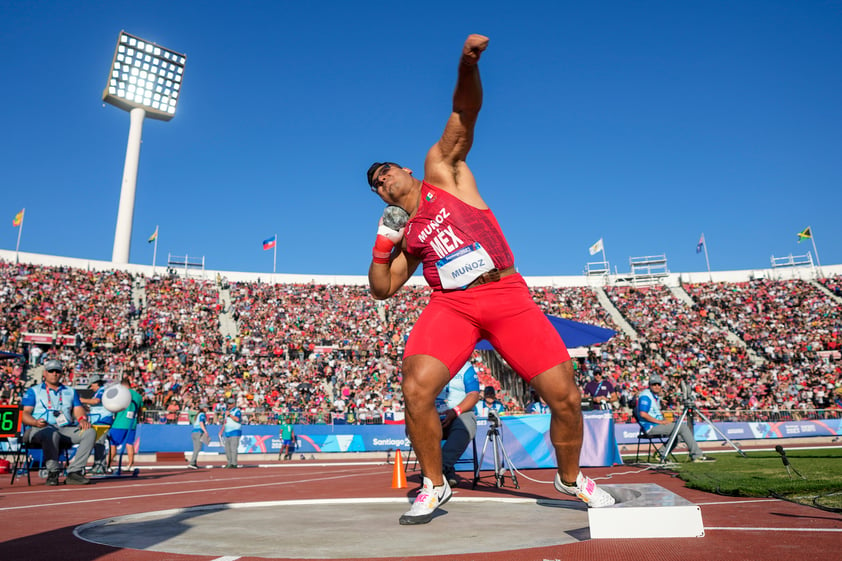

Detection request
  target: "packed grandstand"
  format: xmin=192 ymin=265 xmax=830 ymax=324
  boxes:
xmin=1 ymin=249 xmax=840 ymax=426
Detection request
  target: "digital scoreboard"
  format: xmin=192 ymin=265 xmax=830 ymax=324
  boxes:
xmin=0 ymin=404 xmax=21 ymax=439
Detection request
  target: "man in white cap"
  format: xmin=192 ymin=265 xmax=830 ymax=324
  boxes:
xmin=634 ymin=374 xmax=715 ymax=462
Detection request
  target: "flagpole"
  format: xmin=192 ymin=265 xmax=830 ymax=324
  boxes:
xmin=152 ymin=225 xmax=159 ymax=274
xmin=273 ymin=233 xmax=277 ymax=273
xmin=809 ymin=226 xmax=821 ymax=267
xmin=14 ymin=208 xmax=24 ymax=263
xmin=599 ymin=238 xmax=611 ymax=275
xmin=702 ymin=232 xmax=712 ymax=282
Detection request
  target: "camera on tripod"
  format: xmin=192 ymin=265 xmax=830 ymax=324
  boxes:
xmin=478 ymin=408 xmax=519 ymax=488
xmin=656 ymin=372 xmax=747 ymax=464
xmin=679 ymin=377 xmax=697 ymax=409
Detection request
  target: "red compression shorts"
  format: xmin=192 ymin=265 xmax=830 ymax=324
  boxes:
xmin=404 ymin=274 xmax=570 ymax=380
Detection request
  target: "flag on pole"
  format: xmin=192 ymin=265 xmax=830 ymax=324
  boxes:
xmin=147 ymin=226 xmax=158 ymax=243
xmin=797 ymin=226 xmax=812 ymax=242
xmin=696 ymin=233 xmax=705 ymax=254
xmin=262 ymin=235 xmax=277 ymax=250
xmin=588 ymin=238 xmax=603 ymax=256
xmin=12 ymin=209 xmax=24 ymax=227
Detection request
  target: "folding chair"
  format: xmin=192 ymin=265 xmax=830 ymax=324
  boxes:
xmin=11 ymin=430 xmax=73 ymax=485
xmin=633 ymin=411 xmax=675 ymax=463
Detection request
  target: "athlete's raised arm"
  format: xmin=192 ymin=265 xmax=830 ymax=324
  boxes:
xmin=425 ymin=34 xmax=488 ymax=203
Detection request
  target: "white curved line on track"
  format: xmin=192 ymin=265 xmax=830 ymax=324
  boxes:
xmin=0 ymin=467 xmax=386 ymax=511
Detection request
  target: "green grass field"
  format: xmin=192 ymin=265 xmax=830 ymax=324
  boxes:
xmin=667 ymin=447 xmax=842 ymax=511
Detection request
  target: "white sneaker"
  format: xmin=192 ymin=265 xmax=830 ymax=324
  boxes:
xmin=554 ymin=472 xmax=615 ymax=508
xmin=398 ymin=477 xmax=452 ymax=525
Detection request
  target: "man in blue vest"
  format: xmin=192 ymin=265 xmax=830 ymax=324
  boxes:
xmin=634 ymin=374 xmax=715 ymax=463
xmin=20 ymin=360 xmax=96 ymax=485
xmin=436 ymin=362 xmax=481 ymax=488
xmin=188 ymin=402 xmax=210 ymax=469
xmin=220 ymin=398 xmax=243 ymax=468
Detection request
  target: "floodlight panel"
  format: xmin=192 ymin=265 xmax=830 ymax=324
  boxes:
xmin=102 ymin=31 xmax=186 ymax=121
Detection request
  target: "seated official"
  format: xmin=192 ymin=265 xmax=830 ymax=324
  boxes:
xmin=20 ymin=360 xmax=96 ymax=485
xmin=634 ymin=374 xmax=715 ymax=463
xmin=436 ymin=362 xmax=481 ymax=487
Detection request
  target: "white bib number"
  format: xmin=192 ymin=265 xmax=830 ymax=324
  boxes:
xmin=436 ymin=243 xmax=495 ymax=290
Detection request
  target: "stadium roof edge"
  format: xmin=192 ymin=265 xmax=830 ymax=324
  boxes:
xmin=1 ymin=249 xmax=839 ymax=288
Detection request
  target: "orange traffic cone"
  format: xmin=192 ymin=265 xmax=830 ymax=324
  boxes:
xmin=392 ymin=449 xmax=407 ymax=489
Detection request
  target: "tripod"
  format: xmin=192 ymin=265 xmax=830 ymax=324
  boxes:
xmin=476 ymin=413 xmax=519 ymax=488
xmin=660 ymin=396 xmax=746 ymax=465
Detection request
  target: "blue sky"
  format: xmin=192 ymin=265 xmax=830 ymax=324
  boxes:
xmin=2 ymin=1 xmax=840 ymax=276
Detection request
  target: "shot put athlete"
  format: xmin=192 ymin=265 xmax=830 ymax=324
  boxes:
xmin=366 ymin=34 xmax=614 ymax=525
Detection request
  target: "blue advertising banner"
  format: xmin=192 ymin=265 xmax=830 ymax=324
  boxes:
xmin=135 ymin=424 xmax=412 ymax=455
xmin=3 ymin=417 xmax=837 ymax=461
xmin=473 ymin=411 xmax=622 ymax=468
xmin=614 ymin=418 xmax=842 ymax=445
xmin=132 ymin=411 xmax=622 ymax=467
xmin=82 ymin=416 xmax=840 ymax=468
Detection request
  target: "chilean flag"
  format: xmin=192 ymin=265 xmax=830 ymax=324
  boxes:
xmin=262 ymin=235 xmax=277 ymax=251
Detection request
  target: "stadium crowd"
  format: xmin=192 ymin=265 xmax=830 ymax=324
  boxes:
xmin=1 ymin=259 xmax=840 ymax=425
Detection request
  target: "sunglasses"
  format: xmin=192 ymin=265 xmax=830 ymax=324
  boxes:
xmin=369 ymin=163 xmax=392 ymax=193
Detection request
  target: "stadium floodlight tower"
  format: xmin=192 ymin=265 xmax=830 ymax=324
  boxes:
xmin=103 ymin=31 xmax=186 ymax=264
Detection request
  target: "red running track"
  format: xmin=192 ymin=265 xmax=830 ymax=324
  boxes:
xmin=1 ymin=459 xmax=840 ymax=561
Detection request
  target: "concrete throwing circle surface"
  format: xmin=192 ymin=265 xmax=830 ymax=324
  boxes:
xmin=75 ymin=497 xmax=589 ymax=558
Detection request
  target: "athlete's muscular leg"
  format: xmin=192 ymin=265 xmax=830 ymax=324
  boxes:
xmin=402 ymin=354 xmax=451 ymax=486
xmin=529 ymin=360 xmax=583 ymax=484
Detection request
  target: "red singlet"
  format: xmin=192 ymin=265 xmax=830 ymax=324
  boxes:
xmin=403 ymin=182 xmax=569 ymax=379
xmin=404 ymin=182 xmax=514 ymax=291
